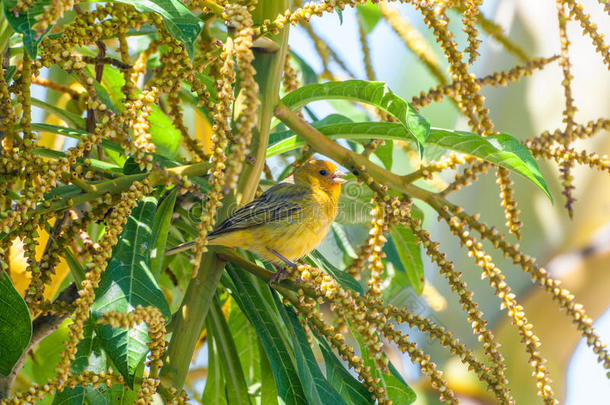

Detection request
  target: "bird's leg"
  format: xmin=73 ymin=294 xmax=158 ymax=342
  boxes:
xmin=266 ymin=247 xmax=297 ymax=286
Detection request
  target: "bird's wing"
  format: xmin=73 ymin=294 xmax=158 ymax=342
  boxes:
xmin=210 ymin=183 xmax=309 ymax=236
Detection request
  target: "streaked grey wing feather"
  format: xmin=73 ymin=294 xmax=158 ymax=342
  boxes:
xmin=209 ymin=183 xmax=309 ymax=236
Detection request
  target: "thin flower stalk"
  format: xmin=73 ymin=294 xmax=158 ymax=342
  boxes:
xmin=445 ymin=214 xmax=556 ymax=404
xmin=436 ymin=199 xmax=610 ymax=371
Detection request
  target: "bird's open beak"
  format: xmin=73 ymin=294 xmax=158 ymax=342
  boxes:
xmin=331 ymin=170 xmax=347 ymax=184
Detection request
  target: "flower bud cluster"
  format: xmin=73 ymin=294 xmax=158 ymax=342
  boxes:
xmin=0 ymin=369 xmax=122 ymax=404
xmin=379 ymin=1 xmax=447 ymax=85
xmin=222 ymin=4 xmax=260 ymax=192
xmin=445 ymin=202 xmax=610 ymax=371
xmin=562 ymin=0 xmax=609 ymax=69
xmin=293 ymin=294 xmax=390 ymax=404
xmin=496 ymin=167 xmax=522 ymax=238
xmin=57 ymin=180 xmax=152 ymax=379
xmin=441 ymin=159 xmax=490 ymax=196
xmin=374 ymin=299 xmax=513 ymax=403
xmin=416 ymin=4 xmax=492 ymax=136
xmin=387 ymin=198 xmax=509 ymax=396
xmin=191 ymin=38 xmax=235 ymax=276
xmin=34 ymin=0 xmax=81 ymax=33
xmin=282 ymin=48 xmax=300 ymax=93
xmin=259 ymin=0 xmax=368 ymax=36
xmin=98 ymin=306 xmax=166 ymax=404
xmin=445 ymin=214 xmax=557 ymax=404
xmin=462 ymin=0 xmax=482 ymax=64
xmin=411 ymin=55 xmax=557 ymax=108
xmin=366 ymin=201 xmax=387 ymax=296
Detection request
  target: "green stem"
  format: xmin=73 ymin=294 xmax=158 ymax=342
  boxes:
xmin=202 ymin=0 xmax=224 ymax=16
xmin=31 ymin=162 xmax=209 ymax=218
xmin=236 ymin=0 xmax=291 ymax=204
xmin=215 ymin=248 xmax=312 ymax=296
xmin=159 ymin=0 xmax=291 ymax=390
xmin=273 ymin=101 xmax=432 ymax=201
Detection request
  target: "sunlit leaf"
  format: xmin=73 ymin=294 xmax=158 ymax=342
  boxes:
xmin=208 ymin=296 xmax=252 ymax=405
xmin=151 ymin=189 xmax=178 ymax=280
xmin=318 ymin=338 xmax=374 ymax=405
xmin=91 ymin=197 xmax=170 ymax=388
xmin=113 ymin=0 xmax=203 ymax=58
xmin=225 ymin=268 xmax=307 ymax=405
xmin=3 ymin=0 xmax=51 ymax=58
xmin=427 ymin=129 xmax=552 ymax=201
xmin=281 ymin=81 xmax=430 ymax=154
xmin=281 ymin=305 xmax=347 ymax=405
xmin=202 ymin=326 xmax=228 ymax=405
xmin=390 ymin=224 xmax=424 ymax=295
xmin=357 ymin=2 xmax=382 ymax=34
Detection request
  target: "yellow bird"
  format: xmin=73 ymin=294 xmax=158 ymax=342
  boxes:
xmin=167 ymin=160 xmax=347 ymax=281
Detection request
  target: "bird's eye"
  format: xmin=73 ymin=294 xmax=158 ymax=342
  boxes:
xmin=319 ymin=169 xmax=328 ymax=176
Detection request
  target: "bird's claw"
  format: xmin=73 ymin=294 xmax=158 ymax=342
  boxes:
xmin=268 ymin=265 xmax=289 ymax=286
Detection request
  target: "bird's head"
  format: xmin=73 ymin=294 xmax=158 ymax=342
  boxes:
xmin=294 ymin=159 xmax=347 ymax=198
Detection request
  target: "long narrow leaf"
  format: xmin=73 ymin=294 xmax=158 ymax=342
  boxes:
xmin=280 ymin=81 xmax=430 ymax=153
xmin=208 ymin=296 xmax=252 ymax=405
xmin=91 ymin=197 xmax=170 ymax=388
xmin=280 ymin=304 xmax=347 ymax=405
xmin=225 ymin=267 xmax=307 ymax=405
xmin=318 ymin=338 xmax=374 ymax=405
xmin=151 ymin=189 xmax=178 ymax=280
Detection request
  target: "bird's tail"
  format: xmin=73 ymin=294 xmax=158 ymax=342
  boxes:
xmin=164 ymin=241 xmax=196 ymax=256
xmin=164 ymin=234 xmax=221 ymax=256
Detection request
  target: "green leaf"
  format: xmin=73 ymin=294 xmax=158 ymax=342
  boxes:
xmin=0 ymin=270 xmax=32 ymax=376
xmin=375 ymin=140 xmax=393 ymax=170
xmin=318 ymin=338 xmax=374 ymax=405
xmin=52 ymin=320 xmax=108 ymax=405
xmin=151 ymin=189 xmax=178 ymax=280
xmin=268 ymin=122 xmax=552 ymax=199
xmin=281 ymin=305 xmax=347 ymax=405
xmin=290 ymin=50 xmax=318 ymax=86
xmin=86 ymin=383 xmax=138 ymax=405
xmin=357 ymin=2 xmax=382 ymax=34
xmin=3 ymin=0 xmax=51 ymax=58
xmin=4 ymin=66 xmax=17 ymax=82
xmin=308 ymin=251 xmax=363 ymax=295
xmin=31 ymin=123 xmax=124 ymax=153
xmin=226 ymin=268 xmax=307 ymax=405
xmin=259 ymin=339 xmax=278 ymax=405
xmin=428 ymin=129 xmax=552 ymax=200
xmin=95 ymin=65 xmax=181 ymax=157
xmin=268 ymin=113 xmax=352 ymax=157
xmin=335 ymin=7 xmax=344 ymax=24
xmin=91 ymin=197 xmax=170 ymax=388
xmin=389 ymin=218 xmax=423 ymax=295
xmin=280 ymin=81 xmax=430 ymax=154
xmin=114 ymin=0 xmax=203 ymax=58
xmin=30 ymin=99 xmax=86 ymax=129
xmin=227 ymin=299 xmax=260 ymax=385
xmin=351 ymin=326 xmax=416 ymax=404
xmin=208 ymin=296 xmax=252 ymax=405
xmin=202 ymin=326 xmax=228 ymax=405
